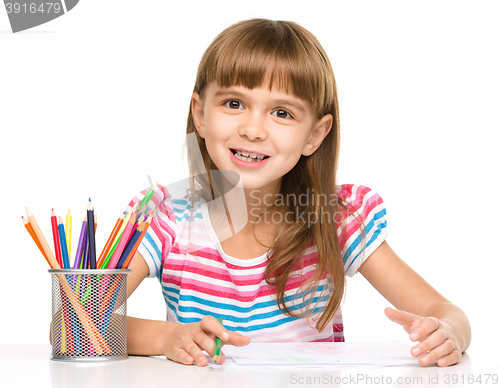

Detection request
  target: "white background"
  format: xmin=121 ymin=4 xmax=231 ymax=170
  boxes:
xmin=1 ymin=0 xmax=498 ymax=353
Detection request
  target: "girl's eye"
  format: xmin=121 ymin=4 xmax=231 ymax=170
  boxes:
xmin=272 ymin=109 xmax=292 ymax=119
xmin=224 ymin=100 xmax=244 ymax=110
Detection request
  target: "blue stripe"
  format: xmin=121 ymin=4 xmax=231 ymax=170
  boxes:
xmin=142 ymin=234 xmax=161 ymax=278
xmin=172 ymin=203 xmax=202 ymax=213
xmin=345 ymin=215 xmax=387 ymax=272
xmin=162 ymin=283 xmax=327 ymax=313
xmin=175 ymin=212 xmax=202 ymax=222
xmin=163 ymin=304 xmax=328 ymax=332
xmin=342 ymin=208 xmax=387 ymax=265
xmin=161 ymin=286 xmax=328 ymax=327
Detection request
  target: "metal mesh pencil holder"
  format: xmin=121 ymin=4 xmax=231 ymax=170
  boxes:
xmin=49 ymin=269 xmax=131 ymax=362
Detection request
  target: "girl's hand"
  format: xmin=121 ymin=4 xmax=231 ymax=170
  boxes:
xmin=163 ymin=316 xmax=251 ymax=367
xmin=384 ymin=307 xmax=463 ymax=367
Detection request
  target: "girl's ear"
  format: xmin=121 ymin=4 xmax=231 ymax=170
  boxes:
xmin=191 ymin=92 xmax=206 ymax=138
xmin=302 ymin=114 xmax=333 ymax=156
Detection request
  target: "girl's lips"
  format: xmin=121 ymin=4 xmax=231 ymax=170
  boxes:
xmin=229 ymin=148 xmax=270 ymax=169
xmin=231 ymin=148 xmax=270 ymax=157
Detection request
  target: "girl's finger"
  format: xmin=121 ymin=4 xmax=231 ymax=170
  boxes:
xmin=437 ymin=348 xmax=462 ymax=367
xmin=170 ymin=347 xmax=195 ymax=365
xmin=199 ymin=316 xmax=250 ymax=346
xmin=409 ymin=317 xmax=440 ymax=342
xmin=411 ymin=326 xmax=447 ymax=357
xmin=185 ymin=343 xmax=209 ymax=367
xmin=200 ymin=316 xmax=229 ymax=340
xmin=384 ymin=307 xmax=421 ymax=332
xmin=415 ymin=339 xmax=456 ymax=367
xmin=192 ymin=329 xmax=229 ymax=364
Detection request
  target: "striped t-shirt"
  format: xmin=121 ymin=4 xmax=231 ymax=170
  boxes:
xmin=128 ymin=183 xmax=388 ymax=342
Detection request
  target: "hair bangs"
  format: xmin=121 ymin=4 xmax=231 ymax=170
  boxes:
xmin=199 ymin=19 xmax=332 ymax=117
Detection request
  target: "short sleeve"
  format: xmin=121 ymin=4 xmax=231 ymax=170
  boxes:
xmin=336 ymin=184 xmax=388 ymax=277
xmin=126 ymin=184 xmax=177 ymax=279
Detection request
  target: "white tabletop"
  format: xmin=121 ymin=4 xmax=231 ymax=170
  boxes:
xmin=1 ymin=343 xmax=498 ymax=388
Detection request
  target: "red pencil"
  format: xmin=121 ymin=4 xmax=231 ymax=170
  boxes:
xmin=51 ymin=209 xmax=63 ymax=268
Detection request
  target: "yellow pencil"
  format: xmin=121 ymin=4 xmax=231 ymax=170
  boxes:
xmin=66 ymin=209 xmax=72 ymax=266
xmin=61 ymin=316 xmax=67 ymax=353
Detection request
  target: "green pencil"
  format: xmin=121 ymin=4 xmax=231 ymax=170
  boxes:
xmin=213 ymin=318 xmax=223 ymax=364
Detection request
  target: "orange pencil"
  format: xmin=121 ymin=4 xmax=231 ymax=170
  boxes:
xmin=22 ymin=216 xmax=50 ymax=266
xmin=97 ymin=213 xmax=124 ymax=268
xmin=26 ymin=208 xmax=60 ymax=269
xmin=123 ymin=213 xmax=152 ymax=268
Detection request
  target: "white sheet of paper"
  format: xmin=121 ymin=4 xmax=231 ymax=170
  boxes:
xmin=219 ymin=341 xmax=419 ymax=368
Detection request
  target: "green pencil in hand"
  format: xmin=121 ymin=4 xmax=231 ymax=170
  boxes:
xmin=213 ymin=318 xmax=223 ymax=364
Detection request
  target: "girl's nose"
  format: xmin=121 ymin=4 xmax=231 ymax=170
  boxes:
xmin=237 ymin=115 xmax=268 ymax=141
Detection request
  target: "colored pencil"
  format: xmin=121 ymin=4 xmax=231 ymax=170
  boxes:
xmin=137 ymin=188 xmax=154 ymax=219
xmin=55 ymin=274 xmax=110 ymax=355
xmin=99 ymin=276 xmax=121 ymax=319
xmin=25 ymin=208 xmax=60 ymax=269
xmin=58 ymin=216 xmax=70 ymax=269
xmin=115 ymin=220 xmax=143 ymax=269
xmin=82 ymin=233 xmax=90 ymax=269
xmin=73 ymin=215 xmax=87 ymax=269
xmin=87 ymin=199 xmax=97 ymax=269
xmin=51 ymin=209 xmax=63 ymax=268
xmin=97 ymin=213 xmax=124 ymax=268
xmin=213 ymin=318 xmax=223 ymax=363
xmin=107 ymin=210 xmax=138 ymax=269
xmin=22 ymin=216 xmax=49 ymax=264
xmin=66 ymin=210 xmax=72 ymax=266
xmin=123 ymin=213 xmax=153 ymax=268
xmin=59 ymin=283 xmax=74 ymax=354
xmin=101 ymin=205 xmax=136 ymax=269
xmin=101 ymin=280 xmax=121 ymax=335
xmin=60 ymin=314 xmax=67 ymax=353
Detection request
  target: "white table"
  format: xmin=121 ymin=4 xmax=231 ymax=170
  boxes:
xmin=1 ymin=343 xmax=498 ymax=388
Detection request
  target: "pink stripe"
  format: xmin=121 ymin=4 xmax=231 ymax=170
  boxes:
xmin=155 ymin=213 xmax=176 ymax=241
xmin=338 ymin=186 xmax=382 ymax=251
xmin=165 ymin=275 xmax=273 ymax=300
xmin=275 ymin=327 xmax=331 ymax=343
xmin=248 ymin=320 xmax=315 ymax=340
xmin=170 ymin=245 xmax=269 ymax=270
xmin=166 ymin=261 xmax=267 ymax=285
xmin=167 ymin=264 xmax=320 ymax=292
xmin=163 ymin=271 xmax=322 ymax=302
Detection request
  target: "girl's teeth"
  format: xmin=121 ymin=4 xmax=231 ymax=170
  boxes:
xmin=234 ymin=150 xmax=266 ymax=162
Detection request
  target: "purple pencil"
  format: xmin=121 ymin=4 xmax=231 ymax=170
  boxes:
xmin=73 ymin=215 xmax=88 ymax=269
xmin=82 ymin=235 xmax=90 ymax=269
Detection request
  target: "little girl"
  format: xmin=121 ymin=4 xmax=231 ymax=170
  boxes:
xmin=125 ymin=18 xmax=471 ymax=368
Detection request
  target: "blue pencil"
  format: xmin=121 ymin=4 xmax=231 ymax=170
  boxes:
xmin=115 ymin=227 xmax=141 ymax=269
xmin=58 ymin=216 xmax=70 ymax=269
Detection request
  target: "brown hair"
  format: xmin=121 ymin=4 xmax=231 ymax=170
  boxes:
xmin=186 ymin=18 xmax=365 ymax=332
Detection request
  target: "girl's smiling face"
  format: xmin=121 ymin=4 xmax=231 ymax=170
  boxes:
xmin=192 ymin=82 xmax=333 ymax=194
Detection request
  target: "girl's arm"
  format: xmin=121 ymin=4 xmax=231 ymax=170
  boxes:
xmin=126 ymin=252 xmax=250 ymax=365
xmin=357 ymin=241 xmax=471 ymax=367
